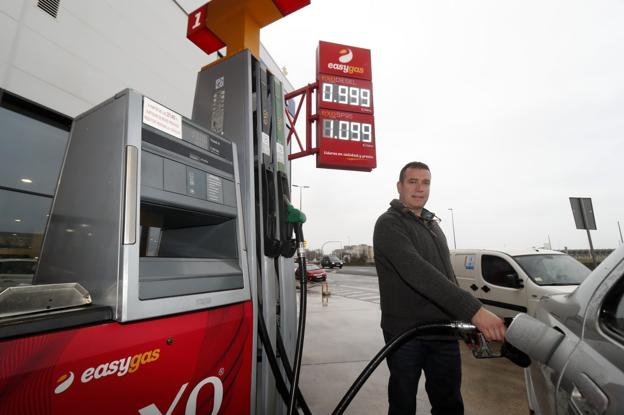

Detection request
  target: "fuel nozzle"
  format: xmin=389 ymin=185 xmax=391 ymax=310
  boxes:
xmin=286 ymin=203 xmax=306 ymax=224
xmin=454 ymin=320 xmax=531 ymax=368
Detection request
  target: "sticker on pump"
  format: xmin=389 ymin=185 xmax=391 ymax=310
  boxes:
xmin=143 ymin=97 xmax=182 ymax=139
xmin=262 ymin=132 xmax=271 ymax=157
xmin=276 ymin=143 xmax=285 ymax=166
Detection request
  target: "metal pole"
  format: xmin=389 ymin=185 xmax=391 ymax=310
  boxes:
xmin=448 ymin=208 xmax=457 ymax=249
xmin=292 ymin=184 xmax=310 ymax=210
xmin=321 ymin=240 xmax=341 ymax=255
xmin=618 ymin=221 xmax=623 ymax=244
xmin=580 ymin=207 xmax=597 ymax=268
xmin=585 ymin=229 xmax=597 ymax=269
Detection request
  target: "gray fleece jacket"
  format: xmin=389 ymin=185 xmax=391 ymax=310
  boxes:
xmin=374 ymin=199 xmax=482 ymax=337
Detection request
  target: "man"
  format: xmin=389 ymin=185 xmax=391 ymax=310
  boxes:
xmin=373 ymin=161 xmax=505 ymax=415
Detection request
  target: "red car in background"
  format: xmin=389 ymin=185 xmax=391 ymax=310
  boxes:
xmin=295 ymin=263 xmax=327 ymax=282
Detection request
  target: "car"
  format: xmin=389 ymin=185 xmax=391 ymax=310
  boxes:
xmin=295 ymin=263 xmax=327 ymax=282
xmin=321 ymin=255 xmax=343 ymax=269
xmin=0 ymin=258 xmax=37 ymax=288
xmin=452 ymin=249 xmax=591 ymax=318
xmin=505 ymin=244 xmax=624 ymax=415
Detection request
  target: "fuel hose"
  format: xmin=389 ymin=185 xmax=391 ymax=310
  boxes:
xmin=287 ymin=222 xmax=307 ymax=415
xmin=286 ymin=205 xmax=308 ymax=415
xmin=257 ymin=301 xmax=311 ymax=414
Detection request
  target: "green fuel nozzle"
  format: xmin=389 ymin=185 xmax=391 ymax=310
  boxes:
xmin=287 ymin=203 xmax=306 ymax=224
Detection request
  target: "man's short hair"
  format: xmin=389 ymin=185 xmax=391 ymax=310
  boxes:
xmin=399 ymin=162 xmax=430 ymax=183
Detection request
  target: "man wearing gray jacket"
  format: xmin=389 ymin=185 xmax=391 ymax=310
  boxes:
xmin=374 ymin=161 xmax=505 ymax=415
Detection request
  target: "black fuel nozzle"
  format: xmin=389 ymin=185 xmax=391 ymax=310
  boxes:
xmin=455 ymin=318 xmax=531 ymax=368
xmin=449 ymin=322 xmax=500 ymax=359
xmin=500 ymin=341 xmax=531 ymax=368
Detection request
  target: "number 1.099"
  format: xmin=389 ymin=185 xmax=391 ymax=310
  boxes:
xmin=322 ymin=119 xmax=373 ymax=142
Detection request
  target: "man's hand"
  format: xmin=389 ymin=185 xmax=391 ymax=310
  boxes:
xmin=471 ymin=307 xmax=506 ymax=342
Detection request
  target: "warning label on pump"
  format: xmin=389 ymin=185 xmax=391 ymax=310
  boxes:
xmin=143 ymin=97 xmax=182 ymax=139
xmin=207 ymin=174 xmax=223 ymax=204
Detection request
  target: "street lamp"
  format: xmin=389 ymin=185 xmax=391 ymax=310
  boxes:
xmin=448 ymin=208 xmax=457 ymax=249
xmin=321 ymin=240 xmax=341 ymax=256
xmin=292 ymin=184 xmax=310 ymax=210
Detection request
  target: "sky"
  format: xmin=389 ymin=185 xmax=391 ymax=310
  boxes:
xmin=255 ymin=0 xmax=624 ymax=253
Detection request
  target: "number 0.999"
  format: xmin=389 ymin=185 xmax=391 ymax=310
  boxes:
xmin=321 ymin=83 xmax=371 ymax=108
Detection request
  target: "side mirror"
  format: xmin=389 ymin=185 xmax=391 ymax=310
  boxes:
xmin=505 ymin=273 xmax=524 ymax=288
xmin=506 ymin=313 xmax=564 ymax=364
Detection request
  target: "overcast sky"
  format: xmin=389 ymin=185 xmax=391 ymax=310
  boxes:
xmin=256 ymin=0 xmax=624 ymax=253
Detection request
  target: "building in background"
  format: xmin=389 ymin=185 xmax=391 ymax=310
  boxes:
xmin=0 ymin=0 xmax=290 ymax=265
xmin=341 ymin=244 xmax=374 ymax=265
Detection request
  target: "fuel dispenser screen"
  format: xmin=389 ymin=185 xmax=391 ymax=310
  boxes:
xmin=139 ymin=203 xmax=238 ymax=259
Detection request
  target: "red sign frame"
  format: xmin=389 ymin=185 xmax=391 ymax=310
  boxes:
xmin=316 ymin=41 xmax=376 ymax=171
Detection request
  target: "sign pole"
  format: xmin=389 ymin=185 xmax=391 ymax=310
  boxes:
xmin=570 ymin=197 xmax=599 ymax=268
xmin=580 ymin=207 xmax=597 ymax=268
xmin=585 ymin=229 xmax=597 ymax=268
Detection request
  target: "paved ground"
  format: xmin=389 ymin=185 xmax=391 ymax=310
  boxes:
xmin=298 ymin=268 xmax=529 ymax=415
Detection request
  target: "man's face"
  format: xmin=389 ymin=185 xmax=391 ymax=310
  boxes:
xmin=397 ymin=167 xmax=431 ymax=214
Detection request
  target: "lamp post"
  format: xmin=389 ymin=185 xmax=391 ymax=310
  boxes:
xmin=448 ymin=208 xmax=457 ymax=249
xmin=321 ymin=240 xmax=341 ymax=256
xmin=292 ymin=184 xmax=310 ymax=210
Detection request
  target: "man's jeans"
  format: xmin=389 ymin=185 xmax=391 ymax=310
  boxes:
xmin=383 ymin=332 xmax=464 ymax=415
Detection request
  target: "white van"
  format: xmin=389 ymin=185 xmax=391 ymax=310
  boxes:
xmin=450 ymin=249 xmax=591 ymax=318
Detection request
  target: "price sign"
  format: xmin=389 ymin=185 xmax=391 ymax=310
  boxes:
xmin=316 ymin=41 xmax=376 ymax=171
xmin=318 ymin=74 xmax=373 ymax=114
xmin=316 ymin=109 xmax=376 ymax=171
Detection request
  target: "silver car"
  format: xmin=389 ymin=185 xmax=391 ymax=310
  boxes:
xmin=507 ymin=245 xmax=624 ymax=415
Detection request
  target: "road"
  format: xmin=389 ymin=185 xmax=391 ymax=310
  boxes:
xmin=326 ymin=266 xmax=380 ymax=304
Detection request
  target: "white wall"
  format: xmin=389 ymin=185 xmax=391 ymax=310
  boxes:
xmin=0 ymin=0 xmax=290 ymax=118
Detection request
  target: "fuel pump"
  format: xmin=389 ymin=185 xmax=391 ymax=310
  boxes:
xmin=193 ymin=49 xmax=299 ymax=415
xmin=0 ymin=89 xmax=255 ymax=414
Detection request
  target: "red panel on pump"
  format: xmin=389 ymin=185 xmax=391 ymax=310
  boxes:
xmin=0 ymin=301 xmax=253 ymax=414
xmin=187 ymin=4 xmax=226 ymax=55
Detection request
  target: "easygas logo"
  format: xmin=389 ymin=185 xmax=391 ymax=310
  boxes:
xmin=54 ymin=371 xmax=75 ymax=394
xmin=327 ymin=48 xmax=365 ymax=75
xmin=338 ymin=48 xmax=353 ymax=63
xmin=54 ymin=348 xmax=160 ymax=394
